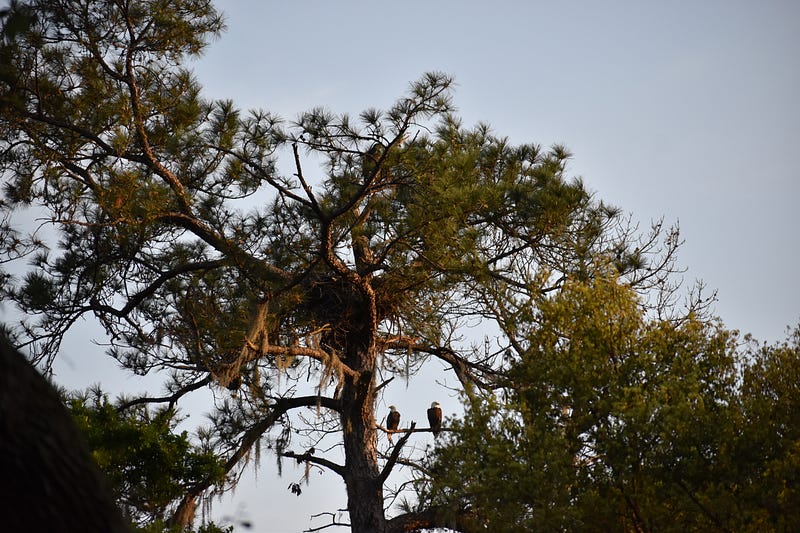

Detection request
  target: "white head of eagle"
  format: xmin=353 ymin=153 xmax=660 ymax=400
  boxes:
xmin=427 ymin=401 xmax=442 ymax=437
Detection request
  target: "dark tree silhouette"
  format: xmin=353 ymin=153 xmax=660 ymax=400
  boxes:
xmin=0 ymin=333 xmax=129 ymax=532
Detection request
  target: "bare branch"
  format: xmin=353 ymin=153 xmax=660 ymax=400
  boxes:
xmin=385 ymin=456 xmax=432 ymax=477
xmin=212 ymin=143 xmax=314 ymax=208
xmin=292 ymin=142 xmax=323 ymax=215
xmin=373 ymin=376 xmax=395 ymax=394
xmin=384 ymin=338 xmax=502 ymax=391
xmin=376 ymin=424 xmax=450 ymax=437
xmin=305 ymin=510 xmax=351 ymax=532
xmin=378 ymin=422 xmax=416 ymax=485
xmin=281 ymin=450 xmax=345 ymax=477
xmin=169 ymin=394 xmax=341 ymax=528
xmin=116 ymin=376 xmax=212 ymax=412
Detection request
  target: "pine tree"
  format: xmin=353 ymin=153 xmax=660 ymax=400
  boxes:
xmin=0 ymin=2 xmax=679 ymax=530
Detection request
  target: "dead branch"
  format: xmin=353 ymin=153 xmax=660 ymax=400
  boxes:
xmin=116 ymin=376 xmax=212 ymax=412
xmin=373 ymin=376 xmax=395 ymax=394
xmin=168 ymin=394 xmax=340 ymax=528
xmin=377 ymin=452 xmax=432 ymax=478
xmin=376 ymin=424 xmax=450 ymax=436
xmin=380 ymin=337 xmax=503 ymax=391
xmin=292 ymin=142 xmax=323 ymax=215
xmin=281 ymin=450 xmax=345 ymax=477
xmin=305 ymin=510 xmax=351 ymax=533
xmin=378 ymin=422 xmax=416 ymax=485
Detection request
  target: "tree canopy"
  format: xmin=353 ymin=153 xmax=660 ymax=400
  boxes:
xmin=417 ymin=273 xmax=800 ymax=532
xmin=4 ymin=1 xmax=792 ymax=532
xmin=68 ymin=388 xmax=227 ymax=531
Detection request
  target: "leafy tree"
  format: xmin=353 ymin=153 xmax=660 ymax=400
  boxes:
xmin=732 ymin=327 xmax=800 ymax=531
xmin=68 ymin=388 xmax=227 ymax=531
xmin=0 ymin=1 xmax=680 ymax=531
xmin=421 ymin=272 xmax=799 ymax=532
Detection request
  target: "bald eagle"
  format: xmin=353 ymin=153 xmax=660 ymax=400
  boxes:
xmin=427 ymin=401 xmax=442 ymax=437
xmin=386 ymin=405 xmax=400 ymax=442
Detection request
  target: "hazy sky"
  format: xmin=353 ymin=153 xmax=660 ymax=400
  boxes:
xmin=7 ymin=1 xmax=799 ymax=532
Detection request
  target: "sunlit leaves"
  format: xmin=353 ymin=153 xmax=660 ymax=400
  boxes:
xmin=425 ymin=270 xmax=800 ymax=531
xmin=68 ymin=389 xmax=226 ymax=527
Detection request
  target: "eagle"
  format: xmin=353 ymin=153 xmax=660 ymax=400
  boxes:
xmin=386 ymin=405 xmax=400 ymax=442
xmin=427 ymin=401 xmax=442 ymax=437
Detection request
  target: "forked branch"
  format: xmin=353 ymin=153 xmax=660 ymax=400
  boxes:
xmin=378 ymin=422 xmax=416 ymax=485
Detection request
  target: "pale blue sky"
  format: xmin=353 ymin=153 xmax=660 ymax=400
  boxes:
xmin=6 ymin=1 xmax=798 ymax=532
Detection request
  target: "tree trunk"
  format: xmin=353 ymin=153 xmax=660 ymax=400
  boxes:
xmin=169 ymin=492 xmax=199 ymax=529
xmin=339 ymin=331 xmax=386 ymax=533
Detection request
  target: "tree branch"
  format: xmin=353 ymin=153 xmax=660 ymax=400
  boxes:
xmin=292 ymin=142 xmax=323 ymax=215
xmin=221 ymin=395 xmax=340 ymax=474
xmin=382 ymin=455 xmax=432 ymax=477
xmin=305 ymin=511 xmax=351 ymax=532
xmin=430 ymin=346 xmax=500 ymax=390
xmin=676 ymin=479 xmax=731 ymax=533
xmin=378 ymin=422 xmax=416 ymax=485
xmin=122 ymin=10 xmax=192 ymax=214
xmin=281 ymin=450 xmax=345 ymax=477
xmin=169 ymin=394 xmax=340 ymax=528
xmin=22 ymin=110 xmax=121 ymax=158
xmin=263 ymin=344 xmax=357 ymax=378
xmin=384 ymin=338 xmax=502 ymax=391
xmin=327 ymin=130 xmax=408 ymax=222
xmin=157 ymin=212 xmax=291 ymax=285
xmin=92 ymin=259 xmax=227 ymax=319
xmin=373 ymin=376 xmax=394 ymax=394
xmin=116 ymin=376 xmax=212 ymax=412
xmin=386 ymin=505 xmax=484 ymax=533
xmin=376 ymin=425 xmax=449 ymax=437
xmin=213 ymin=143 xmax=315 ymax=209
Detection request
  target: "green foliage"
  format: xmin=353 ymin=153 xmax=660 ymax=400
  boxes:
xmin=733 ymin=327 xmax=800 ymax=531
xmin=68 ymin=389 xmax=226 ymax=529
xmin=423 ymin=274 xmax=799 ymax=532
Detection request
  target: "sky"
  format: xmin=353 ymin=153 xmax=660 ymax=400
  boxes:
xmin=5 ymin=1 xmax=800 ymax=532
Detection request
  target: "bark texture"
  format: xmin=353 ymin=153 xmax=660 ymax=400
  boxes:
xmin=341 ymin=367 xmax=384 ymax=532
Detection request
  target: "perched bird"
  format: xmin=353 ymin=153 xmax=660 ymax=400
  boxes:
xmin=386 ymin=405 xmax=401 ymax=442
xmin=427 ymin=401 xmax=442 ymax=437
